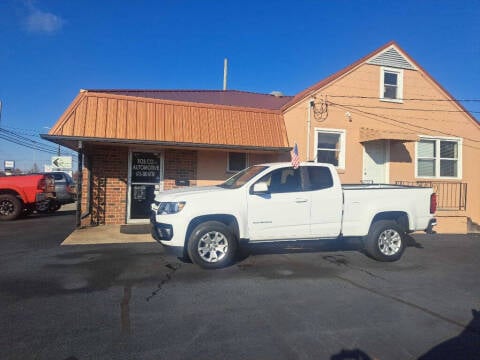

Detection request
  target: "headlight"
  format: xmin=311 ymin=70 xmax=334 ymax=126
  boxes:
xmin=157 ymin=201 xmax=186 ymax=215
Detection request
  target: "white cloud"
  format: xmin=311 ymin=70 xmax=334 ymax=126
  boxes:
xmin=24 ymin=3 xmax=64 ymax=34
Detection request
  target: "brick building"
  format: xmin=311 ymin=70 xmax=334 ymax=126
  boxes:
xmin=43 ymin=41 xmax=480 ymax=233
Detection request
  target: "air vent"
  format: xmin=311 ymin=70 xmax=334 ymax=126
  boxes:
xmin=367 ymin=47 xmax=416 ymax=70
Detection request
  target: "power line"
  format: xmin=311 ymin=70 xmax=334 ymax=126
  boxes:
xmin=0 ymin=127 xmax=77 ymax=157
xmin=0 ymin=128 xmax=58 ymax=152
xmin=328 ymin=102 xmax=480 ymax=150
xmin=328 ymin=102 xmax=480 ymax=114
xmin=328 ymin=95 xmax=480 ymax=102
xmin=0 ymin=133 xmax=57 ymax=154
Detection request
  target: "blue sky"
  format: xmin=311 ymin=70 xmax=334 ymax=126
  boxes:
xmin=0 ymin=0 xmax=479 ymax=171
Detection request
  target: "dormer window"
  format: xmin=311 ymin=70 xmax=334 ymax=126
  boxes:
xmin=380 ymin=67 xmax=403 ymax=102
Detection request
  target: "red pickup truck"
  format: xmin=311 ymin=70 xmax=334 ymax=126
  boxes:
xmin=0 ymin=174 xmax=56 ymax=220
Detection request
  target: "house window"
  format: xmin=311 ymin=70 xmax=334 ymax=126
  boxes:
xmin=314 ymin=128 xmax=346 ymax=169
xmin=416 ymin=138 xmax=461 ymax=178
xmin=227 ymin=152 xmax=248 ymax=172
xmin=380 ymin=67 xmax=403 ymax=102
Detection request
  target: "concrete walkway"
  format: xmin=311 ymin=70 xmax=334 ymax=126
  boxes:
xmin=61 ymin=224 xmax=155 ymax=245
xmin=60 ymin=203 xmax=155 ymax=245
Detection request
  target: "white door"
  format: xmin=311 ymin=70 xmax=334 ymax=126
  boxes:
xmin=363 ymin=140 xmax=388 ymax=183
xmin=247 ymin=167 xmax=311 ymax=240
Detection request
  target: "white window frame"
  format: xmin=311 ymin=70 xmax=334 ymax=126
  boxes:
xmin=415 ymin=136 xmax=462 ymax=180
xmin=314 ymin=128 xmax=346 ymax=170
xmin=227 ymin=152 xmax=249 ymax=173
xmin=379 ymin=66 xmax=404 ymax=103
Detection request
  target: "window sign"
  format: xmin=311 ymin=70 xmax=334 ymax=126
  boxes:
xmin=131 ymin=152 xmax=161 ymax=183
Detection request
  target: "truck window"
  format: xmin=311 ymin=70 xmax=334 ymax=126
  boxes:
xmin=303 ymin=166 xmax=333 ymax=190
xmin=257 ymin=168 xmax=302 ymax=193
xmin=219 ymin=166 xmax=268 ymax=189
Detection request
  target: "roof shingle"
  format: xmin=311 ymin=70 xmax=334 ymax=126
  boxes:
xmin=88 ymin=89 xmax=292 ymax=111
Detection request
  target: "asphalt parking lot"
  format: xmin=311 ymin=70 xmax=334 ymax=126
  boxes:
xmin=0 ymin=210 xmax=479 ymax=360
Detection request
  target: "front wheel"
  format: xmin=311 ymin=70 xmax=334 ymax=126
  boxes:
xmin=187 ymin=221 xmax=238 ymax=269
xmin=363 ymin=220 xmax=406 ymax=262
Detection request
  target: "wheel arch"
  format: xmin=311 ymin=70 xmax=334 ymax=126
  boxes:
xmin=185 ymin=214 xmax=240 ymax=245
xmin=0 ymin=189 xmax=24 ymax=203
xmin=370 ymin=211 xmax=410 ymax=233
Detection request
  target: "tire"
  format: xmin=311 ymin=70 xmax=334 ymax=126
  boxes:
xmin=36 ymin=200 xmax=60 ymax=213
xmin=187 ymin=221 xmax=238 ymax=269
xmin=49 ymin=201 xmax=61 ymax=212
xmin=35 ymin=200 xmax=51 ymax=213
xmin=363 ymin=220 xmax=406 ymax=262
xmin=0 ymin=194 xmax=23 ymax=221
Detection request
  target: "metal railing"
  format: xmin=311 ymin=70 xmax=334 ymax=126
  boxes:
xmin=395 ymin=181 xmax=467 ymax=211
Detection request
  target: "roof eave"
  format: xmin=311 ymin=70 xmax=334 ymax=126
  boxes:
xmin=41 ymin=134 xmax=291 ymax=153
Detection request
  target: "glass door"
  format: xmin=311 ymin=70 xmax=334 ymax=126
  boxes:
xmin=128 ymin=151 xmax=162 ymax=221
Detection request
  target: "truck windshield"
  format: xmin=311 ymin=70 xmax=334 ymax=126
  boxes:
xmin=218 ymin=166 xmax=268 ymax=189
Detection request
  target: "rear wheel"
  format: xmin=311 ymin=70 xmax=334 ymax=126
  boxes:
xmin=0 ymin=194 xmax=23 ymax=221
xmin=364 ymin=220 xmax=406 ymax=262
xmin=36 ymin=200 xmax=61 ymax=213
xmin=187 ymin=221 xmax=238 ymax=269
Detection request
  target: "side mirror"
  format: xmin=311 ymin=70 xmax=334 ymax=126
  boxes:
xmin=252 ymin=182 xmax=269 ymax=194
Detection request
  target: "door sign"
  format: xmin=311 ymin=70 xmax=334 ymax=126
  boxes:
xmin=131 ymin=152 xmax=161 ymax=183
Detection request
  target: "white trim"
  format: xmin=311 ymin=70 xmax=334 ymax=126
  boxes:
xmin=379 ymin=66 xmax=404 ymax=103
xmin=227 ymin=152 xmax=249 ymax=173
xmin=127 ymin=149 xmax=164 ymax=223
xmin=415 ymin=136 xmax=463 ymax=180
xmin=314 ymin=127 xmax=346 ymax=170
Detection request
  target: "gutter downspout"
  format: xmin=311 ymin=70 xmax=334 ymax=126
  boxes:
xmin=76 ymin=141 xmax=83 ymax=228
xmin=306 ymin=98 xmax=314 ymax=161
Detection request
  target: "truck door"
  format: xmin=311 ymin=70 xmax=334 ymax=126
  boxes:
xmin=247 ymin=167 xmax=311 ymax=240
xmin=303 ymin=165 xmax=343 ymax=237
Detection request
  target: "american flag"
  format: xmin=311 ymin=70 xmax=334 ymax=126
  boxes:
xmin=291 ymin=142 xmax=300 ymax=169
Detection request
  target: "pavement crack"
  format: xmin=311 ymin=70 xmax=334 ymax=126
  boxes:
xmin=146 ymin=262 xmax=181 ymax=302
xmin=323 ymin=255 xmax=388 ymax=281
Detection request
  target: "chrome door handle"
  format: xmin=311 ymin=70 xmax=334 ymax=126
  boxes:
xmin=295 ymin=198 xmax=308 ymax=203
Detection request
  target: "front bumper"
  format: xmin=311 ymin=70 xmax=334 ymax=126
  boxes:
xmin=150 ymin=214 xmax=185 ymax=258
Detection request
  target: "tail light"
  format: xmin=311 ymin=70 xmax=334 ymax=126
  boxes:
xmin=430 ymin=193 xmax=437 ymax=214
xmin=37 ymin=178 xmax=46 ymax=191
xmin=38 ymin=176 xmax=55 ymax=192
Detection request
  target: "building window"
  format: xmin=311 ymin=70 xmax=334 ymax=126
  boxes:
xmin=380 ymin=67 xmax=403 ymax=102
xmin=227 ymin=152 xmax=248 ymax=172
xmin=416 ymin=138 xmax=461 ymax=179
xmin=314 ymin=128 xmax=346 ymax=169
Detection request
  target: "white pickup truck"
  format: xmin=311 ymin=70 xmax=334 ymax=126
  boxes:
xmin=151 ymin=162 xmax=437 ymax=269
